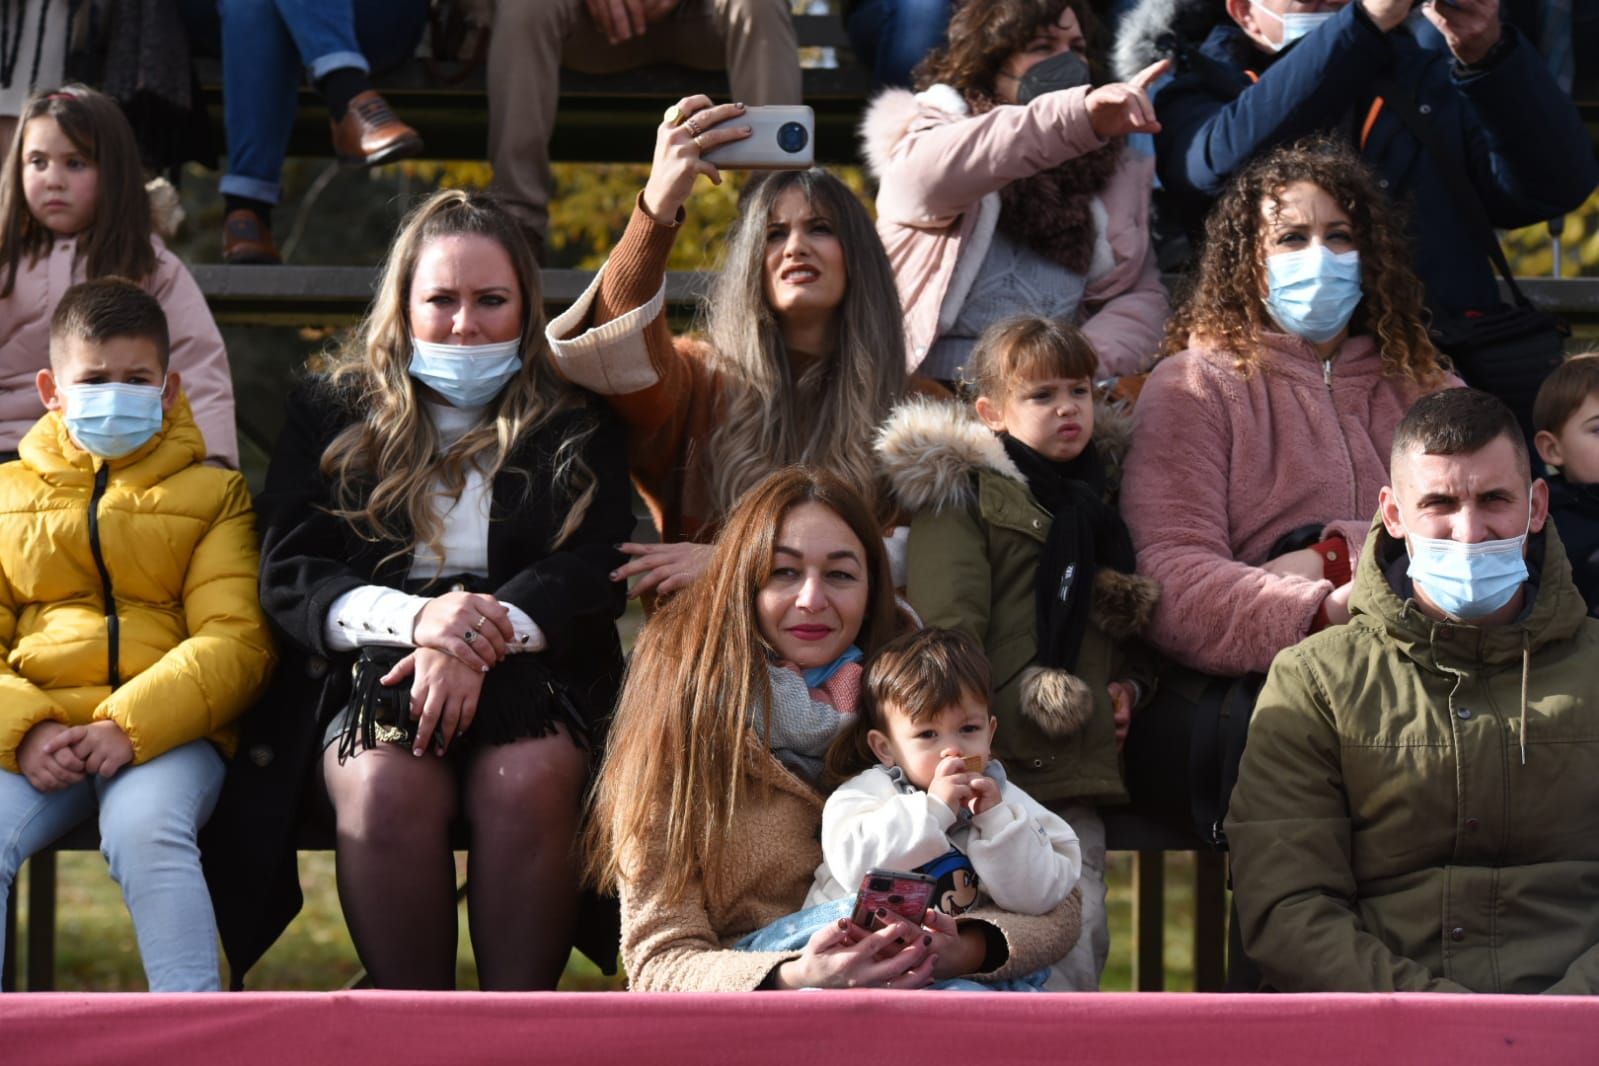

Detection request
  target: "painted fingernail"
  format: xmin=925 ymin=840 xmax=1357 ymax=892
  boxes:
xmin=876 ymin=907 xmax=887 ymax=918
xmin=837 ymin=918 xmax=850 ymax=930
xmin=894 ymin=936 xmax=905 ymax=945
xmin=923 ymin=935 xmax=932 ymax=946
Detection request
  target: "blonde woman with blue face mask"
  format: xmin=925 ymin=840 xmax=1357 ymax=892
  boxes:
xmin=204 ymin=189 xmax=634 ymax=991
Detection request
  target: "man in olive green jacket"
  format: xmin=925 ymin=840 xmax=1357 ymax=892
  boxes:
xmin=1227 ymin=389 xmax=1599 ymax=994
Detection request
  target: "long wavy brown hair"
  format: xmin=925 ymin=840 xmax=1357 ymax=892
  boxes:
xmin=586 ymin=468 xmax=902 ymax=903
xmin=703 ymin=169 xmax=907 ymax=523
xmin=1164 ymin=137 xmax=1446 ymax=385
xmin=0 ymin=85 xmax=155 ymax=297
xmin=319 ymin=189 xmax=597 ymax=566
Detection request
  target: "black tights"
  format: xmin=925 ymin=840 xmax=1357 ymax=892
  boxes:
xmin=321 ymin=728 xmax=589 ymax=989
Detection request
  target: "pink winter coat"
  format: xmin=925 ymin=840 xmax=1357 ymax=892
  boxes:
xmin=1120 ymin=332 xmax=1456 ymax=677
xmin=0 ymin=235 xmax=237 ymax=468
xmin=861 ymin=83 xmax=1167 ymax=378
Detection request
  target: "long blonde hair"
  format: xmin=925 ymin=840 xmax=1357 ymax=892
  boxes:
xmin=702 ymin=169 xmax=907 ymax=522
xmin=319 ymin=189 xmax=596 ymax=564
xmin=587 ymin=468 xmax=902 ymax=902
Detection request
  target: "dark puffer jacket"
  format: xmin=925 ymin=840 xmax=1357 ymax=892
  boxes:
xmin=1129 ymin=0 xmax=1596 ymax=315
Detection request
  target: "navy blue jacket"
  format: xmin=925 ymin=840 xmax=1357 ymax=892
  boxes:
xmin=1548 ymin=475 xmax=1599 ymax=617
xmin=1154 ymin=5 xmax=1597 ymax=315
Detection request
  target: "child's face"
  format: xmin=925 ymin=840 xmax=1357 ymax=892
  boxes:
xmin=1536 ymin=392 xmax=1599 ymax=484
xmin=975 ymin=375 xmax=1095 ymax=462
xmin=21 ymin=116 xmax=99 ymax=238
xmin=37 ymin=333 xmax=175 ymax=416
xmin=867 ymin=692 xmax=997 ymax=792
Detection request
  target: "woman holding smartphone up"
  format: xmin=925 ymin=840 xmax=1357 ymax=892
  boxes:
xmin=546 ymin=96 xmax=925 ymax=600
xmin=586 ymin=467 xmax=1079 ymax=990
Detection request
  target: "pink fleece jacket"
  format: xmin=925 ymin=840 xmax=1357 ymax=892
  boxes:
xmin=0 ymin=234 xmax=237 ymax=467
xmin=1120 ymin=332 xmax=1456 ymax=676
xmin=861 ymin=83 xmax=1167 ymax=378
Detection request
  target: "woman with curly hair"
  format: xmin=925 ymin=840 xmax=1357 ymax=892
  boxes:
xmin=1121 ymin=138 xmax=1457 ymax=680
xmin=205 ymin=189 xmax=632 ymax=989
xmin=859 ymin=0 xmax=1171 ymax=384
xmin=547 ymin=96 xmax=921 ymax=599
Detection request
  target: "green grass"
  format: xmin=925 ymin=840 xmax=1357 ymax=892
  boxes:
xmin=14 ymin=850 xmax=1202 ymax=991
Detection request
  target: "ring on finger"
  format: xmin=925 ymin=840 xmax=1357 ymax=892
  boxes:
xmin=691 ymin=133 xmax=705 ymax=152
xmin=683 ymin=117 xmax=702 ymax=138
xmin=463 ymin=629 xmax=477 ymax=644
xmin=474 ymin=615 xmax=487 ymax=631
xmin=663 ymin=103 xmax=687 ymax=127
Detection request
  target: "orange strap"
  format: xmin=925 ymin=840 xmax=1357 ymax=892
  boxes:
xmin=1360 ymin=97 xmax=1384 ymax=151
xmin=1241 ymin=69 xmax=1383 ymax=152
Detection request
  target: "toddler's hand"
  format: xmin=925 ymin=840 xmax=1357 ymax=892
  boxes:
xmin=54 ymin=720 xmax=134 ymax=779
xmin=967 ymin=775 xmax=1001 ymax=816
xmin=928 ymin=749 xmax=981 ymax=814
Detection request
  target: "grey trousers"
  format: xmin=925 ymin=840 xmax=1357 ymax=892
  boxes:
xmin=486 ymin=0 xmax=802 ymax=234
xmin=1043 ymin=802 xmax=1109 ymax=991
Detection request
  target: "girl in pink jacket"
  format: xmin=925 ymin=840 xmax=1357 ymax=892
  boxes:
xmin=860 ymin=0 xmax=1170 ymax=383
xmin=1121 ymin=139 xmax=1456 ymax=679
xmin=0 ymin=86 xmax=236 ymax=467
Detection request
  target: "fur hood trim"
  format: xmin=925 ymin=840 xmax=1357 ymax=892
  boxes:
xmin=875 ymin=397 xmax=1024 ymax=514
xmin=859 ymin=84 xmax=969 ymax=180
xmin=1111 ymin=0 xmax=1225 ymax=81
xmin=875 ymin=396 xmax=1135 ymax=514
xmin=1019 ymin=666 xmax=1095 ymax=738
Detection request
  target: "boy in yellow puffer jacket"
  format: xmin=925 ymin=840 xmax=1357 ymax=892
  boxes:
xmin=0 ymin=279 xmax=274 ymax=991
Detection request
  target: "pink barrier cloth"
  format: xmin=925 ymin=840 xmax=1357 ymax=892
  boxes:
xmin=3 ymin=991 xmax=1597 ymax=1065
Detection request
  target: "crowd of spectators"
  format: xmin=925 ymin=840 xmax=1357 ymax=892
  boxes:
xmin=0 ymin=0 xmax=1597 ymax=998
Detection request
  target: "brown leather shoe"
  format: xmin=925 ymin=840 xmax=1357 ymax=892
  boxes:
xmin=222 ymin=209 xmax=281 ymax=264
xmin=331 ymin=91 xmax=423 ymax=167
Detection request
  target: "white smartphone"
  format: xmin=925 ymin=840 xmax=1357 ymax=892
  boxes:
xmin=701 ymin=105 xmax=815 ymax=170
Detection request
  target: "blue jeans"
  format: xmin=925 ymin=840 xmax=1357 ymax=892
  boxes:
xmin=177 ymin=0 xmax=429 ymax=203
xmin=845 ymin=0 xmax=952 ymax=88
xmin=736 ymin=897 xmax=1048 ymax=992
xmin=0 ymin=740 xmax=226 ymax=991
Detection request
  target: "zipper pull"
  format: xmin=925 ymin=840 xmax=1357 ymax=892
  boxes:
xmin=1323 ymin=358 xmax=1333 ymax=387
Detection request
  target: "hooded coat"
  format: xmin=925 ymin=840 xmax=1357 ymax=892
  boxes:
xmin=0 ymin=396 xmax=274 ymax=772
xmin=1119 ymin=0 xmax=1598 ymax=315
xmin=1226 ymin=516 xmax=1599 ymax=994
xmin=877 ymin=397 xmax=1159 ymax=807
xmin=859 ymin=84 xmax=1167 ymax=378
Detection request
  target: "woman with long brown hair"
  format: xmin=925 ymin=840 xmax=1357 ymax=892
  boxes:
xmin=1121 ymin=138 xmax=1456 ymax=681
xmin=204 ymin=188 xmax=632 ymax=989
xmin=860 ymin=0 xmax=1170 ymax=385
xmin=546 ymin=97 xmax=915 ymax=600
xmin=588 ymin=467 xmax=1078 ymax=990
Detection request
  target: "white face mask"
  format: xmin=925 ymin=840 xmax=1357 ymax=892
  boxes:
xmin=1248 ymin=0 xmax=1335 ymax=51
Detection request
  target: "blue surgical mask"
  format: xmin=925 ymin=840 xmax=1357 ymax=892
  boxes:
xmin=62 ymin=382 xmax=166 ymax=459
xmin=408 ymin=337 xmax=523 ymax=408
xmin=1264 ymin=245 xmax=1362 ymax=343
xmin=1249 ymin=0 xmax=1335 ymax=50
xmin=1402 ymin=495 xmax=1534 ymax=621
